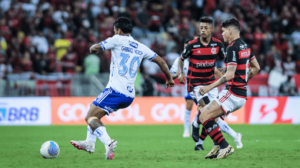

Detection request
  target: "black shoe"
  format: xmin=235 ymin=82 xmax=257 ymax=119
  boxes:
xmin=191 ymin=123 xmax=200 ymax=142
xmin=195 ymin=144 xmax=205 ymax=151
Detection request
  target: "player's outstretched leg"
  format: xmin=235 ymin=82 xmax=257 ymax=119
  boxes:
xmin=86 ymin=104 xmax=117 ymax=160
xmin=183 ymin=99 xmax=194 ymax=137
xmin=217 ymin=118 xmax=243 ymax=148
xmin=70 ymin=125 xmax=96 ymax=153
xmin=71 ymin=104 xmax=117 ymax=160
xmin=183 ymin=109 xmax=191 ymax=137
xmin=199 ymin=101 xmax=234 ymax=159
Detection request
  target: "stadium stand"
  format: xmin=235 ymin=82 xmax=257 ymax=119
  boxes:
xmin=0 ymin=0 xmax=300 ymax=96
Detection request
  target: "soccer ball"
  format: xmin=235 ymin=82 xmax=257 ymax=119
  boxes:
xmin=40 ymin=141 xmax=60 ymax=159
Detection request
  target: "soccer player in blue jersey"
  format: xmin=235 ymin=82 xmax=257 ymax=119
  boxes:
xmin=70 ymin=17 xmax=175 ymax=160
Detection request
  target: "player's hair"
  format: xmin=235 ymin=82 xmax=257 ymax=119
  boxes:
xmin=221 ymin=18 xmax=241 ymax=31
xmin=199 ymin=17 xmax=214 ymax=27
xmin=113 ymin=17 xmax=133 ymax=33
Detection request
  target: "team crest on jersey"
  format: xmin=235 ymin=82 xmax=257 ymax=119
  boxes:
xmin=129 ymin=41 xmax=138 ymax=48
xmin=127 ymin=86 xmax=133 ymax=93
xmin=121 ymin=46 xmax=133 ymax=53
xmin=193 ymin=45 xmax=200 ymax=48
xmin=211 ymin=48 xmax=217 ymax=54
xmin=103 ymin=40 xmax=107 ymax=44
xmin=240 ymin=44 xmax=246 ymax=50
xmin=211 ymin=43 xmax=217 ymax=47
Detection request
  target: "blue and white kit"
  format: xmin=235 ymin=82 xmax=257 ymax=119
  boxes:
xmin=170 ymin=58 xmax=197 ymax=104
xmin=93 ymin=35 xmax=157 ymax=114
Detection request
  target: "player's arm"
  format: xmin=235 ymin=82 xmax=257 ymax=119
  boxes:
xmin=90 ymin=36 xmax=118 ymax=54
xmin=199 ymin=47 xmax=237 ymax=95
xmin=171 ymin=71 xmax=179 ymax=79
xmin=202 ymin=65 xmax=236 ymax=92
xmin=247 ymin=57 xmax=260 ymax=81
xmin=178 ymin=58 xmax=186 ymax=83
xmin=90 ymin=43 xmax=102 ymax=54
xmin=214 ymin=68 xmax=223 ymax=79
xmin=152 ymin=56 xmax=175 ymax=88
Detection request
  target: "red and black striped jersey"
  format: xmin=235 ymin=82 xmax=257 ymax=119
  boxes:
xmin=225 ymin=38 xmax=256 ymax=98
xmin=181 ymin=37 xmax=225 ymax=92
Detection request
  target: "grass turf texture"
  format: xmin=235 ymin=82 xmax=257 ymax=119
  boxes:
xmin=0 ymin=125 xmax=300 ymax=168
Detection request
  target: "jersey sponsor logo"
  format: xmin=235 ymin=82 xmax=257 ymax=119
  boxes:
xmin=239 ymin=48 xmax=251 ymax=59
xmin=240 ymin=50 xmax=250 ymax=58
xmin=129 ymin=41 xmax=138 ymax=48
xmin=195 ymin=60 xmax=216 ymax=68
xmin=193 ymin=45 xmax=201 ymax=48
xmin=127 ymin=86 xmax=133 ymax=93
xmin=211 ymin=43 xmax=217 ymax=47
xmin=121 ymin=46 xmax=133 ymax=53
xmin=197 ymin=50 xmax=201 ymax=53
xmin=211 ymin=48 xmax=217 ymax=54
xmin=134 ymin=50 xmax=143 ymax=55
xmin=232 ymin=51 xmax=236 ymax=61
xmin=183 ymin=48 xmax=187 ymax=54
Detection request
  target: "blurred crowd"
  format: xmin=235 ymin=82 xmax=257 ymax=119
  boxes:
xmin=0 ymin=0 xmax=300 ymax=95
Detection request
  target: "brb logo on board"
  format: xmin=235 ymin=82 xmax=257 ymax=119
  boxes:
xmin=0 ymin=103 xmax=39 ymax=122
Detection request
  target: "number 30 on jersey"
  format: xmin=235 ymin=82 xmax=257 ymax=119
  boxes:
xmin=118 ymin=52 xmax=140 ymax=78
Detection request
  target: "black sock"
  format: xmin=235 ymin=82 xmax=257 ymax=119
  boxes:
xmin=203 ymin=119 xmax=229 ymax=149
xmin=219 ymin=139 xmax=229 ymax=149
xmin=214 ymin=141 xmax=218 ymax=145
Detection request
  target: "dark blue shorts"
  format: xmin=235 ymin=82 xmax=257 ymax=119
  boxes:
xmin=92 ymin=88 xmax=134 ymax=115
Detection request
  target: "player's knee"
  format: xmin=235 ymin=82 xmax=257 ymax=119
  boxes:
xmin=85 ymin=116 xmax=99 ymax=124
xmin=85 ymin=116 xmax=90 ymax=124
xmin=199 ymin=113 xmax=206 ymax=124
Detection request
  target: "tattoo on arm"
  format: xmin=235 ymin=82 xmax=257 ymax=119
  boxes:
xmin=248 ymin=69 xmax=254 ymax=80
xmin=219 ymin=76 xmax=227 ymax=84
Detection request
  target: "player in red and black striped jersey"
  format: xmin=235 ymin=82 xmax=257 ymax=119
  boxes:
xmin=198 ymin=18 xmax=260 ymax=159
xmin=224 ymin=38 xmax=255 ymax=97
xmin=179 ymin=32 xmax=225 ymax=93
xmin=178 ymin=17 xmax=243 ymax=152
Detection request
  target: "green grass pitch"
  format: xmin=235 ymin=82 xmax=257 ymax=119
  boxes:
xmin=1 ymin=125 xmax=300 ymax=168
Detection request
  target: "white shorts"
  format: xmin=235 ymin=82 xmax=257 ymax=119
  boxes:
xmin=214 ymin=89 xmax=246 ymax=120
xmin=189 ymin=85 xmax=218 ymax=104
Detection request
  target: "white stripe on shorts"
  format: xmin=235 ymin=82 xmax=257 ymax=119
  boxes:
xmin=97 ymin=89 xmax=112 ymax=104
